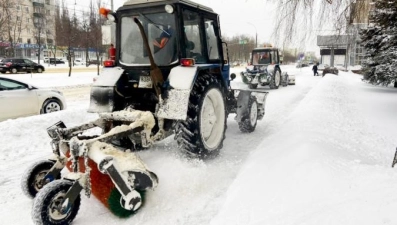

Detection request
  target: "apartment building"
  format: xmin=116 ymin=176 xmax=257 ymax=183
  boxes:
xmin=0 ymin=0 xmax=56 ymax=59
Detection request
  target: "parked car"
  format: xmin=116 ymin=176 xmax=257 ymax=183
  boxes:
xmin=74 ymin=58 xmax=85 ymax=66
xmin=0 ymin=77 xmax=66 ymax=121
xmin=318 ymin=64 xmax=329 ymax=71
xmin=296 ymin=62 xmax=309 ymax=68
xmin=49 ymin=58 xmax=65 ymax=64
xmin=335 ymin=64 xmax=347 ymax=72
xmin=86 ymin=59 xmax=101 ymax=66
xmin=0 ymin=58 xmax=45 ymax=74
xmin=322 ymin=67 xmax=339 ymax=76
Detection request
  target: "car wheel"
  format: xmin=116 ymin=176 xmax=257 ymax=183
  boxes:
xmin=41 ymin=99 xmax=62 ymax=114
xmin=36 ymin=67 xmax=43 ymax=73
xmin=11 ymin=68 xmax=17 ymax=74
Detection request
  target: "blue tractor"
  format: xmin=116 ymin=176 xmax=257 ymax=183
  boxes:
xmin=24 ymin=1 xmax=269 ymax=224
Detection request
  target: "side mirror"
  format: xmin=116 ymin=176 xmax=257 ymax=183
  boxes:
xmin=224 ymin=60 xmax=228 ymax=64
xmin=230 ymin=73 xmax=236 ymax=81
xmin=28 ymin=85 xmax=33 ymax=90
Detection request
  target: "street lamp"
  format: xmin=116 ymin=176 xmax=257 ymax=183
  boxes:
xmin=246 ymin=22 xmax=257 ymax=48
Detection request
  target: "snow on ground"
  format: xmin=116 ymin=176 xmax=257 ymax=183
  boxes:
xmin=0 ymin=66 xmax=397 ymax=225
xmin=0 ymin=71 xmax=97 ymax=88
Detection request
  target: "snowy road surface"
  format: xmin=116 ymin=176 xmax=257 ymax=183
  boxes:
xmin=0 ymin=66 xmax=397 ymax=225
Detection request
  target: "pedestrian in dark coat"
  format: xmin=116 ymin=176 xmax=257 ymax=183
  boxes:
xmin=312 ymin=64 xmax=319 ymax=76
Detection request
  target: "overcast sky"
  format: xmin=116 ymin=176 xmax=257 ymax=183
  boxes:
xmin=68 ymin=0 xmax=320 ymax=53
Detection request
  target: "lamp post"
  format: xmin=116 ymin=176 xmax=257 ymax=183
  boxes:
xmin=246 ymin=22 xmax=257 ymax=48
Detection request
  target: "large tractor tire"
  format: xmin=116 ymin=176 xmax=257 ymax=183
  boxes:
xmin=175 ymin=73 xmax=227 ymax=159
xmin=238 ymin=96 xmax=258 ymax=133
xmin=269 ymin=68 xmax=281 ymax=89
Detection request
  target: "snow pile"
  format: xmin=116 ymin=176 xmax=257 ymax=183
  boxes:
xmin=211 ymin=72 xmax=397 ymax=225
xmin=0 ymin=69 xmax=397 ymax=225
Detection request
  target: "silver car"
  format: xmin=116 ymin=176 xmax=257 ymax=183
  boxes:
xmin=0 ymin=77 xmax=66 ymax=121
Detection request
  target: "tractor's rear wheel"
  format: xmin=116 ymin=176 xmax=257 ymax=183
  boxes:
xmin=238 ymin=96 xmax=258 ymax=133
xmin=175 ymin=74 xmax=227 ymax=159
xmin=269 ymin=69 xmax=281 ymax=89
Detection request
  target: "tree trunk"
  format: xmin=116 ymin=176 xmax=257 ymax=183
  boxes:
xmin=394 ymin=79 xmax=397 ymax=88
xmin=68 ymin=48 xmax=72 ymax=77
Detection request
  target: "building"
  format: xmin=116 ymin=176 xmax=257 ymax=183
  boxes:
xmin=316 ymin=0 xmax=375 ymax=67
xmin=317 ymin=35 xmax=351 ymax=66
xmin=346 ymin=0 xmax=375 ymax=66
xmin=0 ymin=0 xmax=56 ymax=59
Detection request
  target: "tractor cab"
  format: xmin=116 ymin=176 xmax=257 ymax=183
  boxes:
xmin=102 ymin=0 xmax=225 ymax=70
xmin=93 ymin=0 xmax=229 ymax=113
xmin=251 ymin=47 xmax=280 ymax=66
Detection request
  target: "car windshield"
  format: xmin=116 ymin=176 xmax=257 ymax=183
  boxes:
xmin=120 ymin=11 xmax=177 ymax=66
xmin=252 ymin=50 xmax=272 ymax=65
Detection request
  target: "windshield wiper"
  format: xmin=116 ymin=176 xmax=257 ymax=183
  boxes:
xmin=138 ymin=13 xmax=170 ymax=36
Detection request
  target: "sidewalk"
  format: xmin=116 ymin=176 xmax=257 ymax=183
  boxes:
xmin=44 ymin=66 xmax=102 ymax=73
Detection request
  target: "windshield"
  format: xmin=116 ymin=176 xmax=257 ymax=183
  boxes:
xmin=252 ymin=50 xmax=272 ymax=65
xmin=120 ymin=12 xmax=177 ymax=66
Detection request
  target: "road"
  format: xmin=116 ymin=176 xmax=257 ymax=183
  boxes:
xmin=0 ymin=65 xmax=325 ymax=225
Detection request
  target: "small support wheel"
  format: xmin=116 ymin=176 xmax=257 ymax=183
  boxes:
xmin=21 ymin=160 xmax=60 ymax=198
xmin=32 ymin=180 xmax=81 ymax=225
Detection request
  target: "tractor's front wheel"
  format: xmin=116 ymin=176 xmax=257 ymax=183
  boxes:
xmin=175 ymin=74 xmax=227 ymax=158
xmin=238 ymin=96 xmax=258 ymax=133
xmin=32 ymin=180 xmax=81 ymax=225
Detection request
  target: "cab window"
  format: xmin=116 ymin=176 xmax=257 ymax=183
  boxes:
xmin=204 ymin=19 xmax=220 ymax=60
xmin=182 ymin=9 xmax=204 ymax=63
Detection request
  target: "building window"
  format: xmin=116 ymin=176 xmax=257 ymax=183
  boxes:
xmin=27 ymin=18 xmax=30 ymax=23
xmin=25 ymin=7 xmax=29 ymax=13
xmin=16 ymin=5 xmax=21 ymax=11
xmin=46 ymin=10 xmax=50 ymax=15
xmin=46 ymin=0 xmax=50 ymax=4
xmin=28 ymin=39 xmax=31 ymax=44
xmin=17 ymin=16 xmax=21 ymax=21
xmin=34 ymin=7 xmax=41 ymax=13
xmin=18 ymin=38 xmax=22 ymax=43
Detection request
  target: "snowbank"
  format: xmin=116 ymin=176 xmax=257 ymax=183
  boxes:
xmin=211 ymin=72 xmax=397 ymax=225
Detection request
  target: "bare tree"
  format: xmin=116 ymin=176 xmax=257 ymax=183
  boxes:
xmin=2 ymin=0 xmax=25 ymax=57
xmin=268 ymin=0 xmax=370 ymax=46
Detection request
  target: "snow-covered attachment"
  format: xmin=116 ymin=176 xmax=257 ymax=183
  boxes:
xmin=29 ymin=110 xmax=159 ymax=224
xmin=241 ymin=47 xmax=295 ymax=89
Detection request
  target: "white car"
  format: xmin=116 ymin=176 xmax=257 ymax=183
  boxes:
xmin=0 ymin=77 xmax=67 ymax=121
xmin=335 ymin=64 xmax=347 ymax=72
xmin=74 ymin=58 xmax=85 ymax=66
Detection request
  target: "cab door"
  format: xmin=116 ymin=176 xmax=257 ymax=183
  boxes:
xmin=0 ymin=78 xmax=39 ymax=121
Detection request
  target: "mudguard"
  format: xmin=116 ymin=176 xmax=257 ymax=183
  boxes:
xmin=88 ymin=67 xmax=124 ymax=113
xmin=157 ymin=65 xmax=221 ymax=120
